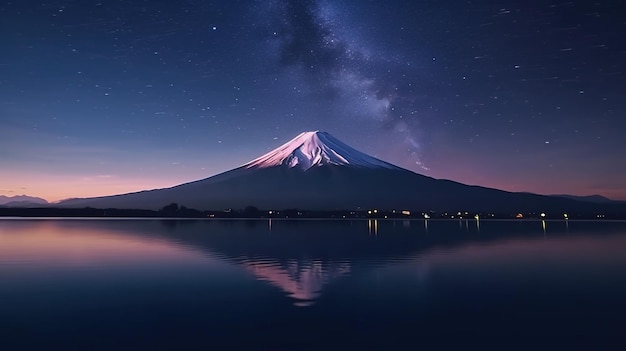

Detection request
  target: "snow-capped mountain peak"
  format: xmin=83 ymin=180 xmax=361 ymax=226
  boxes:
xmin=242 ymin=131 xmax=401 ymax=171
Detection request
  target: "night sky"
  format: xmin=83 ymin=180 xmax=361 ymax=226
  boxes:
xmin=1 ymin=0 xmax=625 ymax=202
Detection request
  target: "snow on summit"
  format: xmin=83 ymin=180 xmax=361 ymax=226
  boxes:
xmin=243 ymin=131 xmax=401 ymax=171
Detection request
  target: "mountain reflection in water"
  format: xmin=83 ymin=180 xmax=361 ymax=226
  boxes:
xmin=2 ymin=218 xmax=626 ymax=350
xmin=100 ymin=218 xmax=626 ymax=307
xmin=240 ymin=258 xmax=351 ymax=306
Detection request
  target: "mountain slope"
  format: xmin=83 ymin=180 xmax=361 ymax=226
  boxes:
xmin=58 ymin=131 xmax=614 ymax=213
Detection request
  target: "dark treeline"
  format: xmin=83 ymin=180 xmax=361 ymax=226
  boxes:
xmin=0 ymin=203 xmax=624 ymax=219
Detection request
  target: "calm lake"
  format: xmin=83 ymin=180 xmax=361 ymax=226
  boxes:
xmin=1 ymin=218 xmax=625 ymax=350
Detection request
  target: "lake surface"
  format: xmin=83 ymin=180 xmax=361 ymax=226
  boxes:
xmin=1 ymin=219 xmax=625 ymax=350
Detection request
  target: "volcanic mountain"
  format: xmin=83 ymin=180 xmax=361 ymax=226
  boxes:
xmin=59 ymin=131 xmax=611 ymax=213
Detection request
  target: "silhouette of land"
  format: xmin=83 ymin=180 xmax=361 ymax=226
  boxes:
xmin=1 ymin=202 xmax=625 ymax=220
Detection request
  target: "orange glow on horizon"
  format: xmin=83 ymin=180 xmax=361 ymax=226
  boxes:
xmin=0 ymin=171 xmax=191 ymax=203
xmin=2 ymin=166 xmax=626 ymax=203
xmin=0 ymin=221 xmax=209 ymax=265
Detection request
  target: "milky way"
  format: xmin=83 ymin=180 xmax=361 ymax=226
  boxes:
xmin=1 ymin=0 xmax=624 ymax=201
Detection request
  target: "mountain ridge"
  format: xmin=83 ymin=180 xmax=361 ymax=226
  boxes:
xmin=56 ymin=131 xmax=623 ymax=214
xmin=551 ymin=194 xmax=623 ymax=204
xmin=0 ymin=195 xmax=48 ymax=206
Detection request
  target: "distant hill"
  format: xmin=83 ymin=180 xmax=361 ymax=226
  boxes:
xmin=551 ymin=194 xmax=623 ymax=204
xmin=0 ymin=195 xmax=48 ymax=206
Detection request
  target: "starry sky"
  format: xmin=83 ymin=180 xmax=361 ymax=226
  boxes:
xmin=1 ymin=0 xmax=625 ymax=202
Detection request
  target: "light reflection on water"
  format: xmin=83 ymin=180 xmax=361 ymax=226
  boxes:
xmin=1 ymin=219 xmax=626 ymax=349
xmin=1 ymin=219 xmax=624 ymax=301
xmin=0 ymin=220 xmax=212 ymax=270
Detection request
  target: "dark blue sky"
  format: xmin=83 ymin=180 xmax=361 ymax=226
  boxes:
xmin=2 ymin=0 xmax=625 ymax=201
